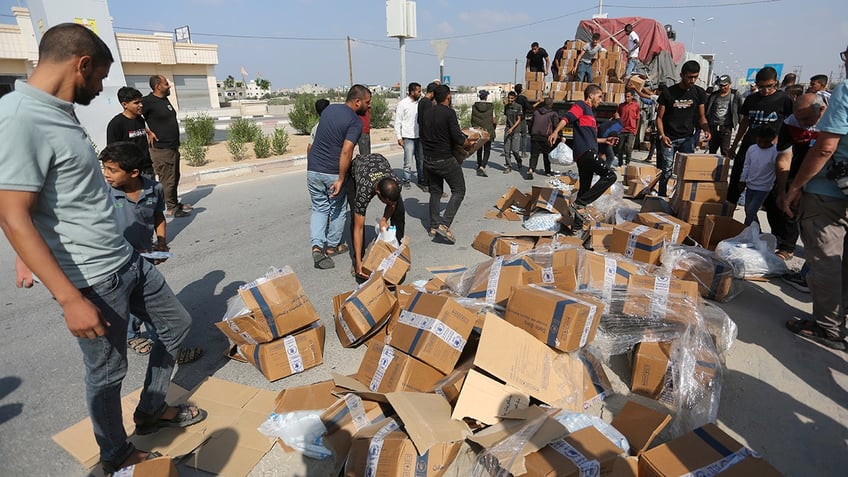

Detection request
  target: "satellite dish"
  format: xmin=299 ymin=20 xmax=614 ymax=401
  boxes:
xmin=664 ymin=24 xmax=676 ymax=41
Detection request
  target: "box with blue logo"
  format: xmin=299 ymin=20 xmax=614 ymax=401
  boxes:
xmin=234 ymin=322 xmax=325 ymax=382
xmin=674 ymin=153 xmax=730 ymax=182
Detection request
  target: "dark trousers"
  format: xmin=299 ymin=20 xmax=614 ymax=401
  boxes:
xmin=150 ymin=147 xmax=180 ymax=211
xmin=424 ymin=157 xmax=466 ymax=228
xmin=764 ymin=186 xmax=799 ymax=252
xmin=616 ymin=132 xmax=636 ymax=165
xmin=708 ymin=124 xmax=733 ymax=156
xmin=529 ymin=136 xmax=552 ymax=174
xmin=358 ymin=133 xmax=371 ymax=156
xmin=575 ymin=149 xmax=617 ymax=206
xmin=476 ymin=141 xmax=492 ymax=169
xmin=727 ymin=138 xmax=753 ymax=204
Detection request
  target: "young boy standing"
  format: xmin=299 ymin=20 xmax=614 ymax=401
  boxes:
xmin=615 ymin=89 xmax=641 ymax=165
xmin=107 ymin=87 xmax=154 ymax=178
xmin=740 ymin=127 xmax=778 ymax=225
xmin=100 ymin=142 xmax=201 ymax=364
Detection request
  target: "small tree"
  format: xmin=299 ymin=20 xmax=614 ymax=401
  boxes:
xmin=271 ymin=128 xmax=289 ymax=155
xmin=289 ymin=93 xmax=319 ymax=135
xmin=253 ymin=133 xmax=271 ymax=158
xmin=256 ymin=78 xmax=271 ymax=91
xmin=181 ymin=138 xmax=207 ymax=166
xmin=228 ymin=117 xmax=261 ymax=143
xmin=369 ymin=95 xmax=392 ymax=129
xmin=223 ymin=75 xmax=235 ymax=88
xmin=227 ymin=138 xmax=248 ymax=162
xmin=184 ymin=113 xmax=215 ymax=146
xmin=458 ymin=104 xmax=471 ymax=128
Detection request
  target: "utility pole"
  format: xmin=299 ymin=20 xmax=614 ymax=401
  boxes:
xmin=347 ymin=36 xmax=353 ymax=88
xmin=514 ymin=58 xmax=518 ymax=87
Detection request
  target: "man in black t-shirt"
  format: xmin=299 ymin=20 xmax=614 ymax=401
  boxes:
xmin=107 ymin=86 xmax=153 ymax=178
xmin=142 ymin=75 xmax=190 ymax=217
xmin=514 ymin=84 xmax=531 ymax=158
xmin=525 ymin=42 xmax=550 ymax=76
xmin=727 ymin=67 xmax=794 ymax=205
xmin=416 ymin=82 xmax=438 ymax=191
xmin=656 ymin=60 xmax=710 ymax=197
xmin=346 ymin=153 xmax=404 ymax=279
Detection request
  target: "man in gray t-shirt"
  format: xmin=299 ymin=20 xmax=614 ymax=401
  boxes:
xmin=573 ymin=33 xmax=606 ymax=82
xmin=0 ymin=24 xmax=204 ymax=473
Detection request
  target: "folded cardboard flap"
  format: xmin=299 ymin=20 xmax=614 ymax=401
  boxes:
xmin=112 ymin=456 xmax=178 ymax=477
xmin=610 ymin=400 xmax=671 ymax=455
xmin=495 ymin=186 xmax=530 ymax=213
xmin=701 ymin=215 xmax=746 ymax=251
xmin=451 ymin=368 xmax=530 ymax=425
xmin=638 ymin=423 xmax=783 ymax=477
xmin=362 ymin=236 xmax=412 ymax=285
xmin=385 ymin=392 xmax=471 ymax=454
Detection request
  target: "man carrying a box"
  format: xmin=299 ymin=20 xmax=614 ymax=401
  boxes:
xmin=549 ymin=84 xmax=619 ymax=206
xmin=525 ymin=42 xmax=550 ymax=76
xmin=572 ymin=33 xmax=605 ymax=83
xmin=347 ymin=153 xmax=404 ymax=279
xmin=655 ymin=60 xmax=711 ymax=197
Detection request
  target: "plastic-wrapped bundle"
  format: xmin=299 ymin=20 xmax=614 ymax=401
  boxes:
xmin=665 ymin=326 xmax=723 ymax=436
xmin=575 ymin=250 xmax=656 ymax=306
xmin=714 ymin=223 xmax=790 ymax=278
xmin=700 ymin=300 xmax=738 ymax=359
xmin=444 ymin=255 xmax=541 ymax=307
xmin=523 ymin=211 xmax=562 ymax=232
xmin=551 ymin=411 xmax=629 ymax=453
xmin=577 ymin=182 xmax=626 ymax=223
xmin=660 ymin=244 xmax=742 ymax=302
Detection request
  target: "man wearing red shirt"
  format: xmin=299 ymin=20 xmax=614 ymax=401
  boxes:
xmin=615 ymin=89 xmax=640 ymax=165
xmin=358 ymin=108 xmax=371 ymax=155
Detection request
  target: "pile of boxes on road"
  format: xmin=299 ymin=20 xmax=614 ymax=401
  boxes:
xmin=204 ymin=166 xmax=782 ymax=475
xmin=524 ymin=40 xmax=629 ymax=103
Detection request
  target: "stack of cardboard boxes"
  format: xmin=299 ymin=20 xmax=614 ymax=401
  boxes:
xmin=526 ymin=41 xmax=628 ymax=104
xmin=524 ymin=71 xmax=546 ymax=101
xmin=670 ymin=153 xmax=733 ymax=242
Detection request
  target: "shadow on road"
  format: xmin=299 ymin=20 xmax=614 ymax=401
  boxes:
xmin=167 ymin=185 xmax=216 ymax=241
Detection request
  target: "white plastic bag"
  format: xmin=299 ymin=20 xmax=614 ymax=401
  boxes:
xmin=714 ymin=223 xmax=790 ymax=278
xmin=375 ymin=220 xmax=399 ymax=248
xmin=258 ymin=411 xmax=332 ymax=459
xmin=549 ymin=141 xmax=574 ymax=165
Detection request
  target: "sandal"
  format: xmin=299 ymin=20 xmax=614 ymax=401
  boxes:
xmin=786 ymin=319 xmax=847 ymax=351
xmin=102 ymin=449 xmax=163 ymax=474
xmin=134 ymin=403 xmax=208 ymax=435
xmin=128 ymin=337 xmax=153 ymax=356
xmin=775 ymin=250 xmax=794 ymax=261
xmin=325 ymin=243 xmax=349 ymax=256
xmin=176 ymin=347 xmax=203 ymax=365
xmin=312 ymin=247 xmax=335 ymax=270
xmin=435 ymin=225 xmax=456 ymax=244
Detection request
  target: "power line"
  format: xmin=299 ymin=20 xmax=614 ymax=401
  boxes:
xmin=351 ymin=38 xmax=513 ymax=63
xmin=605 ymin=0 xmax=780 ymax=9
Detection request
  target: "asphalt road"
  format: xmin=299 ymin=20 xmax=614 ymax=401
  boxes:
xmin=0 ymin=149 xmax=845 ymax=476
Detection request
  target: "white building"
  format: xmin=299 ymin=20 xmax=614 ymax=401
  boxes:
xmin=0 ymin=7 xmax=220 ymax=111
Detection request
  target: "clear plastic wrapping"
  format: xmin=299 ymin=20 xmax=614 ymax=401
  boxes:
xmin=523 ymin=211 xmax=562 ymax=231
xmin=660 ymin=244 xmax=743 ymax=302
xmin=714 ymin=223 xmax=790 ymax=278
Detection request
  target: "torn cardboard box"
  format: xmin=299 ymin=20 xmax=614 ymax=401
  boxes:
xmin=610 ymin=400 xmax=671 ymax=455
xmin=504 ymin=284 xmax=605 ymax=352
xmin=453 ymin=127 xmax=491 ymax=162
xmin=362 ymin=236 xmax=412 ymax=285
xmin=112 ymin=456 xmax=178 ymax=477
xmin=636 ymin=212 xmax=692 ymax=245
xmin=355 ymin=341 xmax=446 ymax=393
xmin=216 ymin=267 xmax=320 ymax=346
xmin=522 ymin=426 xmax=625 ymax=477
xmin=235 ymin=322 xmax=325 ymax=382
xmin=451 ymin=368 xmax=530 ymax=425
xmin=320 ymin=393 xmax=390 ymax=460
xmin=527 ymin=186 xmax=571 ymax=215
xmin=610 ymin=222 xmax=666 ymax=265
xmin=332 ymin=271 xmax=397 ymax=348
xmin=492 ymin=185 xmax=530 ymax=220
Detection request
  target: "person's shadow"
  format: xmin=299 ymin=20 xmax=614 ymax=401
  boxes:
xmin=166 ymin=184 xmax=216 ymax=241
xmin=0 ymin=376 xmax=23 ymax=426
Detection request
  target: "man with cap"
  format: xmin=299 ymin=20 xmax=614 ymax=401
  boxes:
xmin=471 ymin=89 xmax=496 ymax=176
xmin=706 ymin=75 xmax=743 ymax=156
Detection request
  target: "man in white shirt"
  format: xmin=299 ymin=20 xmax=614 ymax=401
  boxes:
xmin=624 ymin=23 xmax=641 ymax=77
xmin=394 ymin=82 xmax=423 ymax=188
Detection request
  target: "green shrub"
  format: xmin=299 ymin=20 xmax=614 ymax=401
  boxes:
xmin=227 ymin=138 xmax=248 ymax=162
xmin=184 ymin=113 xmax=215 ymax=146
xmin=370 ymin=95 xmax=391 ymax=128
xmin=271 ymin=128 xmax=289 ymax=155
xmin=227 ymin=117 xmax=261 ymax=143
xmin=289 ymin=93 xmax=319 ymax=135
xmin=181 ymin=138 xmax=208 ymax=166
xmin=493 ymin=99 xmax=505 ymax=125
xmin=458 ymin=104 xmax=471 ymax=128
xmin=253 ymin=133 xmax=271 ymax=159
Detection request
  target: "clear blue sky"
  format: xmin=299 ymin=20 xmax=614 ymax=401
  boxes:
xmin=2 ymin=0 xmax=846 ymax=89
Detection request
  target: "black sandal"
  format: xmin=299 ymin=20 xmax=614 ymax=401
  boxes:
xmin=786 ymin=319 xmax=847 ymax=351
xmin=312 ymin=247 xmax=335 ymax=269
xmin=325 ymin=243 xmax=349 ymax=256
xmin=176 ymin=347 xmax=203 ymax=365
xmin=102 ymin=449 xmax=163 ymax=474
xmin=134 ymin=403 xmax=208 ymax=435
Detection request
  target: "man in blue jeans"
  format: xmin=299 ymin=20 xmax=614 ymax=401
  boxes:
xmin=394 ymin=82 xmax=424 ymax=187
xmin=655 ymin=60 xmax=711 ymax=196
xmin=0 ymin=24 xmax=205 ymax=474
xmin=306 ymin=84 xmax=370 ymax=268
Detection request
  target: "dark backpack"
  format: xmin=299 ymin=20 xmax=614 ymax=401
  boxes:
xmin=531 ymin=108 xmax=558 ymax=137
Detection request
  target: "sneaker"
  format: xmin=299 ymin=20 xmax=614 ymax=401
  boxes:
xmin=526 ymin=171 xmax=534 ymax=180
xmin=402 ymin=181 xmax=411 ymax=190
xmin=166 ymin=208 xmax=190 ymax=218
xmin=503 ymin=167 xmax=512 ymax=174
xmin=477 ymin=167 xmax=488 ymax=177
xmin=781 ymin=272 xmax=809 ymax=293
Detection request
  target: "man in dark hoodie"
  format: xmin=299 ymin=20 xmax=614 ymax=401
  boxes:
xmin=471 ymin=89 xmax=497 ymax=176
xmin=528 ymin=97 xmax=559 ymax=179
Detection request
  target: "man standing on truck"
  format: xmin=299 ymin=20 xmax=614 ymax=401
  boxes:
xmin=548 ymin=85 xmax=619 ymax=206
xmin=655 ymin=60 xmax=711 ymax=197
xmin=525 ymin=42 xmax=550 ymax=76
xmin=573 ymin=33 xmax=606 ymax=83
xmin=624 ymin=24 xmax=641 ymax=77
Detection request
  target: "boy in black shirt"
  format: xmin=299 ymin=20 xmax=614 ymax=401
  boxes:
xmin=656 ymin=60 xmax=711 ymax=197
xmin=107 ymin=87 xmax=154 ymax=177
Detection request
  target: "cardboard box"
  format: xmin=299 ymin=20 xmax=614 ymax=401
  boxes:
xmin=465 ymin=256 xmax=542 ymax=307
xmin=451 ymin=368 xmax=530 ymax=425
xmin=624 ymin=164 xmax=661 ymax=186
xmin=636 ymin=212 xmax=692 ymax=245
xmin=528 ymin=186 xmax=571 ymax=215
xmin=113 ymin=456 xmax=178 ymax=477
xmin=623 ymin=274 xmax=701 ymax=322
xmin=587 ymin=223 xmax=614 ymax=251
xmin=675 ymin=200 xmax=733 ymax=224
xmin=236 ymin=323 xmax=325 ymax=382
xmin=670 ymin=251 xmax=735 ymax=302
xmin=452 ymin=127 xmax=490 ymax=162
xmin=565 ymin=40 xmax=586 ymax=50
xmin=577 ymin=251 xmax=643 ymax=295
xmin=472 ymin=231 xmax=537 ymax=257
xmin=345 ymin=417 xmax=463 ymax=477
xmin=610 ymin=222 xmax=666 ymax=265
xmin=580 ymin=348 xmax=612 ymax=407
xmin=640 ymin=196 xmax=673 ymax=214
xmin=623 ymin=75 xmax=646 ymax=92
xmin=505 ymin=285 xmax=605 ymax=352
xmin=389 ymin=292 xmax=477 ymax=374
xmin=526 ymin=80 xmax=545 ymax=91
xmin=273 ymin=380 xmax=338 ymax=414
xmin=552 ymin=89 xmax=569 ymax=101
xmin=333 ymin=272 xmax=397 ymax=348
xmin=610 ymin=400 xmax=671 ymax=455
xmin=494 ymin=185 xmax=529 ymax=219
xmin=639 ymin=423 xmax=783 ymax=477
xmin=216 ymin=269 xmax=320 ymax=346
xmin=630 ymin=341 xmax=672 ymax=400
xmin=674 ymin=181 xmax=729 ymax=203
xmin=549 ymin=81 xmax=568 ymax=92
xmin=361 ymin=236 xmax=412 ymax=285
xmin=474 ymin=313 xmax=583 ymax=409
xmin=523 ymin=426 xmax=624 ymax=477
xmin=525 ymin=247 xmax=580 ymax=292
xmin=525 ymin=71 xmax=545 ymax=83
xmin=355 ymin=341 xmax=446 ymax=393
xmin=701 ymin=215 xmax=746 ymax=251
xmin=674 ymin=153 xmax=730 ymax=182
xmin=525 ymin=89 xmax=544 ymax=101
xmin=319 ymin=393 xmax=389 ymax=459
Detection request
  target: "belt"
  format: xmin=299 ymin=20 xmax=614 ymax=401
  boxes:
xmin=425 ymin=156 xmax=453 ymax=163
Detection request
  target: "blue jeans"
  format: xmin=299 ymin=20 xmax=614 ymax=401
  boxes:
xmin=77 ymin=253 xmax=191 ymax=466
xmin=744 ymin=189 xmax=770 ymax=225
xmin=625 ymin=58 xmax=639 ymax=76
xmin=576 ymin=61 xmax=593 ymax=82
xmin=657 ymin=136 xmax=695 ymax=196
xmin=402 ymin=138 xmax=424 ymax=183
xmin=307 ymin=171 xmax=348 ymax=249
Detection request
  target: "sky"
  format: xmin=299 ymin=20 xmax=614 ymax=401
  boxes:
xmin=2 ymin=0 xmax=847 ymax=90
